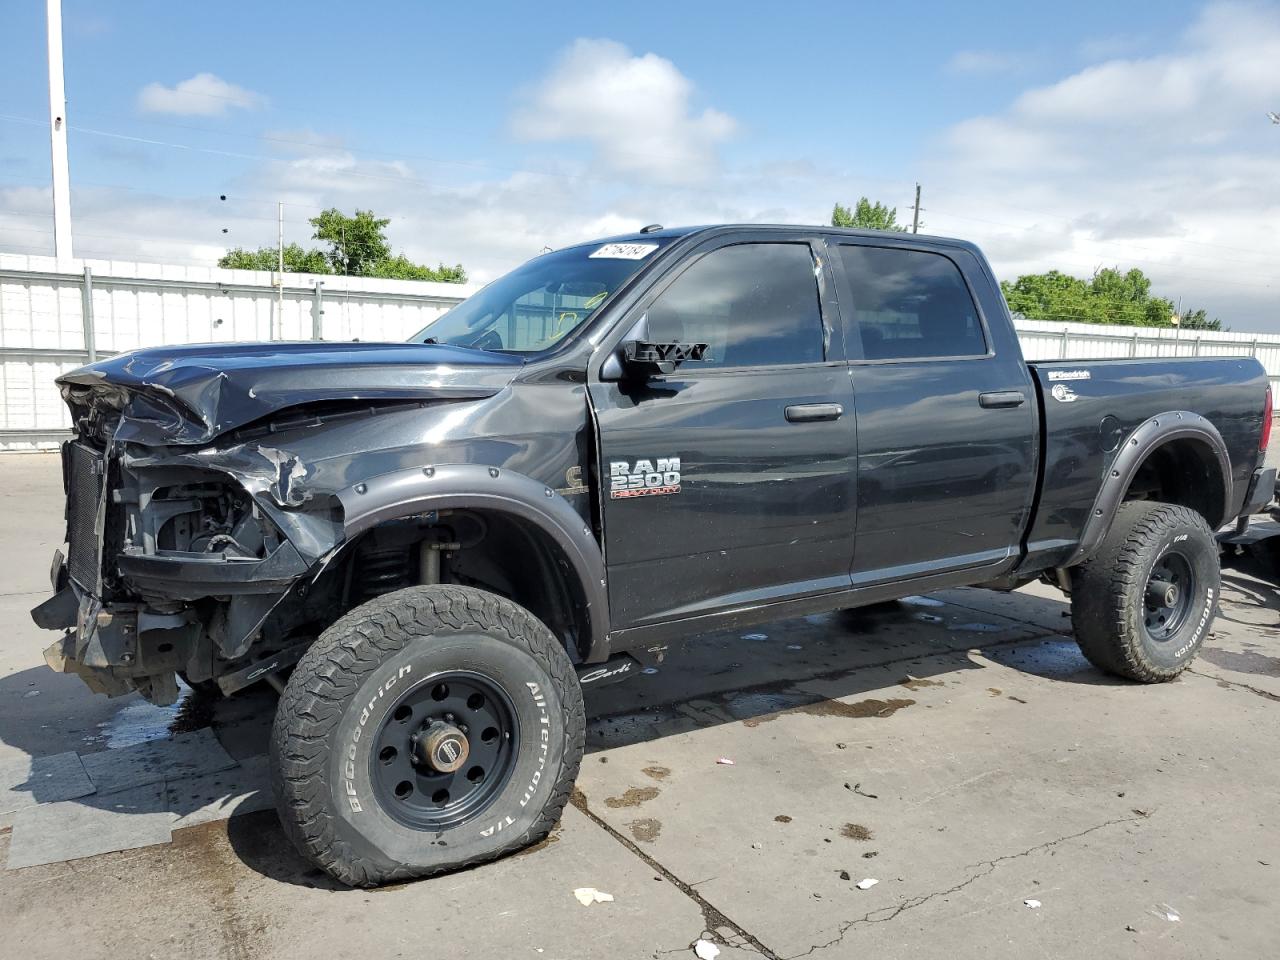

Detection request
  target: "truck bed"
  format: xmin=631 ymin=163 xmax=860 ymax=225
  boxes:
xmin=1021 ymin=356 xmax=1268 ymax=571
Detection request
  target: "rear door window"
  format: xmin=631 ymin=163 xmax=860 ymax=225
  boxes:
xmin=837 ymin=245 xmax=987 ymax=360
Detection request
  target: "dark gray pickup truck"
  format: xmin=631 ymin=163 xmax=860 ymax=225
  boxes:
xmin=31 ymin=224 xmax=1274 ymax=885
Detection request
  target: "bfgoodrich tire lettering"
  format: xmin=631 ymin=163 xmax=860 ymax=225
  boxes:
xmin=270 ymin=585 xmax=584 ymax=886
xmin=1070 ymin=501 xmax=1219 ymax=682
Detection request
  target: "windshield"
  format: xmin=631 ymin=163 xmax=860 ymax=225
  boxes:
xmin=409 ymin=239 xmax=673 ymax=353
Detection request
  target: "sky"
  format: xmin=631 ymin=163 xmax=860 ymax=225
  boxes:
xmin=1 ymin=0 xmax=1277 ymax=329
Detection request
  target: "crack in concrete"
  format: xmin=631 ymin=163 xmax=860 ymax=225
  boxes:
xmin=571 ymin=789 xmax=781 ymax=960
xmin=1188 ymin=667 xmax=1280 ymax=702
xmin=784 ymin=813 xmax=1147 ymax=958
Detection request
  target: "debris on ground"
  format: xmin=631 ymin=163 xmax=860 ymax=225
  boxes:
xmin=572 ymin=887 xmax=614 ymax=906
xmin=1153 ymin=903 xmax=1181 ymax=922
xmin=641 ymin=667 xmax=659 ymax=675
xmin=836 ymin=742 xmax=847 ymax=749
xmin=838 ymin=870 xmax=851 ymax=880
xmin=774 ymin=814 xmax=792 ymax=823
xmin=841 ymin=823 xmax=873 ymax=841
xmin=1024 ymin=899 xmax=1042 ymax=909
xmin=742 ymin=633 xmax=768 ymax=641
xmin=751 ymin=842 xmax=762 ymax=849
xmin=845 ymin=782 xmax=879 ymax=799
xmin=856 ymin=878 xmax=879 ymax=890
xmin=786 ymin=644 xmax=803 ymax=650
xmin=862 ymin=851 xmax=878 ymax=858
xmin=694 ymin=939 xmax=720 ymax=960
xmin=716 ymin=757 xmax=735 ymax=765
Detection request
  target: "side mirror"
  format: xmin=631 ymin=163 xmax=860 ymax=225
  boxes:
xmin=597 ymin=312 xmax=708 ymax=382
xmin=622 ymin=340 xmax=709 ymax=376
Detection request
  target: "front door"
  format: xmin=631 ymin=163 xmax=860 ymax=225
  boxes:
xmin=589 ymin=235 xmax=857 ymax=630
xmin=830 ymin=240 xmax=1038 ymax=585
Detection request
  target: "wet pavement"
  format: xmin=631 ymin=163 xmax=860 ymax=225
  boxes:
xmin=2 ymin=452 xmax=1280 ymax=959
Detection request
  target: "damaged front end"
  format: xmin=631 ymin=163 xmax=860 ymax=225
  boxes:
xmin=30 ymin=339 xmax=591 ymax=706
xmin=33 ymin=368 xmax=355 ymax=706
xmin=34 ymin=385 xmax=343 ymax=705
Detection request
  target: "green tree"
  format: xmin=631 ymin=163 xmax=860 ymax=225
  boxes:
xmin=366 ymin=254 xmax=468 ymax=283
xmin=1177 ymin=308 xmax=1223 ymax=331
xmin=309 ymin=208 xmax=392 ymax=276
xmin=1000 ymin=266 xmax=1221 ymax=329
xmin=217 ymin=207 xmax=467 ymax=283
xmin=831 ymin=197 xmax=906 ymax=232
xmin=219 ymin=242 xmax=332 ymax=274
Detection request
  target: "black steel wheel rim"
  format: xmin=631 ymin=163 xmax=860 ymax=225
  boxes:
xmin=1143 ymin=550 xmax=1195 ymax=642
xmin=370 ymin=670 xmax=519 ymax=830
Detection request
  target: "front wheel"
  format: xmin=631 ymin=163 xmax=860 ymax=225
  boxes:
xmin=1070 ymin=501 xmax=1219 ymax=682
xmin=270 ymin=585 xmax=584 ymax=886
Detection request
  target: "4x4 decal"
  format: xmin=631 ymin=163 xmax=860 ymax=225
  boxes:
xmin=609 ymin=457 xmax=681 ymax=499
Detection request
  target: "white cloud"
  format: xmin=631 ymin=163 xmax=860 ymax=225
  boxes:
xmin=7 ymin=6 xmax=1280 ymax=334
xmin=945 ymin=50 xmax=1026 ymax=74
xmin=511 ymin=38 xmax=736 ymax=185
xmin=137 ymin=73 xmax=264 ymax=116
xmin=925 ymin=1 xmax=1280 ymax=328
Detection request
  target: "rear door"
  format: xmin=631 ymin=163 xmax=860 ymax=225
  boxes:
xmin=830 ymin=239 xmax=1038 ymax=584
xmin=589 ymin=234 xmax=857 ymax=629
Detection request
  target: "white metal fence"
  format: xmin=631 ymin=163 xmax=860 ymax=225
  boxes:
xmin=0 ymin=253 xmax=474 ymax=449
xmin=2 ymin=252 xmax=1277 ymax=451
xmin=1012 ymin=316 xmax=1280 ymax=386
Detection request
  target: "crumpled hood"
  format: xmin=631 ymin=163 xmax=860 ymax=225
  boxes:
xmin=58 ymin=340 xmax=524 ymax=446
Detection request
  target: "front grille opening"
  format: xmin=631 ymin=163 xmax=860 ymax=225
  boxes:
xmin=65 ymin=442 xmax=104 ymax=592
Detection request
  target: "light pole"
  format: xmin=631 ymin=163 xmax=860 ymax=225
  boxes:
xmin=45 ymin=0 xmax=73 ymax=260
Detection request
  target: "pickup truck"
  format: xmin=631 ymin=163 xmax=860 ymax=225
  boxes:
xmin=31 ymin=224 xmax=1274 ymax=886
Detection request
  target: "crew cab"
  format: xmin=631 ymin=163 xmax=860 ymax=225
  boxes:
xmin=31 ymin=224 xmax=1274 ymax=885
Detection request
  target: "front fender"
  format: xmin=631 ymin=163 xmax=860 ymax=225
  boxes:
xmin=336 ymin=463 xmax=610 ymax=659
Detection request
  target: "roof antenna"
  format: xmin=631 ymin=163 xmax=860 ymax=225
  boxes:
xmin=639 ymin=223 xmax=663 ymax=234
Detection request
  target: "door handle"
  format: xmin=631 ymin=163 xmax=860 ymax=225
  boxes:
xmin=785 ymin=403 xmax=844 ymax=423
xmin=978 ymin=391 xmax=1026 ymax=409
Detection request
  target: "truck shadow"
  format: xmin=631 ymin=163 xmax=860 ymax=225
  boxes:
xmin=2 ymin=587 xmax=1121 ymax=888
xmin=579 ymin=589 xmax=1122 ymax=755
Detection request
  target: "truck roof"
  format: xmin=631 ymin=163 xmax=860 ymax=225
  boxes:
xmin=569 ymin=223 xmax=985 ymax=258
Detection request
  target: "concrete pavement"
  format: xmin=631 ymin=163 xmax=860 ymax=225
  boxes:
xmin=2 ymin=452 xmax=1279 ymax=959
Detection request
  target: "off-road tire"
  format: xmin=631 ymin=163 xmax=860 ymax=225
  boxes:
xmin=270 ymin=585 xmax=584 ymax=886
xmin=1071 ymin=501 xmax=1219 ymax=682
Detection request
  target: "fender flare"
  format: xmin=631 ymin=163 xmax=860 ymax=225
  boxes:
xmin=335 ymin=463 xmax=609 ymax=660
xmin=1066 ymin=411 xmax=1232 ymax=567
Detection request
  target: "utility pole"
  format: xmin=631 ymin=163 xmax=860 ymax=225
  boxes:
xmin=275 ymin=200 xmax=284 ymax=339
xmin=45 ymin=0 xmax=73 ymax=260
xmin=911 ymin=183 xmax=922 ymax=235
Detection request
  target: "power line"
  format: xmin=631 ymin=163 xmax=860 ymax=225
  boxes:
xmin=5 ymin=110 xmax=1274 ymax=276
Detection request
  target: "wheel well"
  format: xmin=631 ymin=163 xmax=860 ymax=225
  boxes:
xmin=328 ymin=509 xmax=591 ymax=663
xmin=1123 ymin=437 xmax=1227 ymax=528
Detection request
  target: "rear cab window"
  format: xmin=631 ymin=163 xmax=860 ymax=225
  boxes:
xmin=836 ymin=245 xmax=987 ymax=361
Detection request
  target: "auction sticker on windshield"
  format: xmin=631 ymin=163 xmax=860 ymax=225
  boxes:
xmin=589 ymin=242 xmax=659 ymax=260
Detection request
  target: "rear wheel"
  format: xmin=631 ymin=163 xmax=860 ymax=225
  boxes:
xmin=270 ymin=585 xmax=584 ymax=886
xmin=1071 ymin=501 xmax=1219 ymax=682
